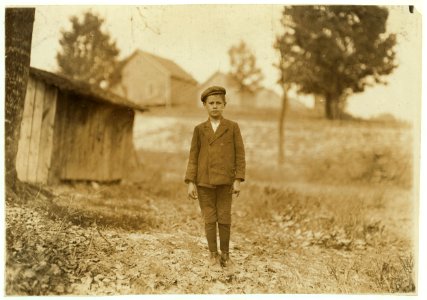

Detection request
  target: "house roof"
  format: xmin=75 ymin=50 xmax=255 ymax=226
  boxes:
xmin=113 ymin=50 xmax=197 ymax=84
xmin=30 ymin=67 xmax=148 ymax=111
xmin=200 ymin=71 xmax=309 ymax=110
xmin=200 ymin=71 xmax=240 ymax=89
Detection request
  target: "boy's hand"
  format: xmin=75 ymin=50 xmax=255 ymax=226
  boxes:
xmin=187 ymin=182 xmax=198 ymax=200
xmin=232 ymin=179 xmax=241 ymax=198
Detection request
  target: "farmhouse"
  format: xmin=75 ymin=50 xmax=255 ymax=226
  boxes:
xmin=199 ymin=71 xmax=309 ymax=112
xmin=110 ymin=50 xmax=198 ymax=107
xmin=15 ymin=67 xmax=147 ymax=184
xmin=198 ymin=71 xmax=281 ymax=108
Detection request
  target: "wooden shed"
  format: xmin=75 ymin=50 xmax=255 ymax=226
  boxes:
xmin=16 ymin=67 xmax=147 ymax=184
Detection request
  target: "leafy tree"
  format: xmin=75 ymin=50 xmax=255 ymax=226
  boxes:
xmin=276 ymin=5 xmax=397 ymax=120
xmin=5 ymin=7 xmax=36 ymax=199
xmin=56 ymin=11 xmax=120 ymax=88
xmin=228 ymin=40 xmax=264 ymax=94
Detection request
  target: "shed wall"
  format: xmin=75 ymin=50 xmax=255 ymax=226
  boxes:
xmin=52 ymin=93 xmax=135 ymax=182
xmin=16 ymin=76 xmax=58 ymax=183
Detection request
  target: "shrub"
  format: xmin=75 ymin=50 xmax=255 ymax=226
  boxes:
xmin=305 ymin=144 xmax=412 ymax=187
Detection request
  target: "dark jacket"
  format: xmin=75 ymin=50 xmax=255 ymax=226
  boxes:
xmin=185 ymin=118 xmax=245 ymax=186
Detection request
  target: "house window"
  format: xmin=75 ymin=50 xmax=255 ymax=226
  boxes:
xmin=146 ymin=81 xmax=157 ymax=98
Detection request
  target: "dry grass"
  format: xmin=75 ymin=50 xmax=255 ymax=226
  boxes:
xmin=128 ymin=111 xmax=416 ymax=293
xmin=133 ymin=109 xmax=413 ymax=187
xmin=14 ymin=178 xmax=413 ymax=294
xmin=6 ymin=110 xmax=416 ymax=295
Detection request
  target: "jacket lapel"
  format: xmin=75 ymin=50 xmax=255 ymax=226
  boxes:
xmin=209 ymin=119 xmax=229 ymax=144
xmin=203 ymin=120 xmax=215 ymax=143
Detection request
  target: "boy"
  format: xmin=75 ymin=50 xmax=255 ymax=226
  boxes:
xmin=184 ymin=86 xmax=246 ymax=271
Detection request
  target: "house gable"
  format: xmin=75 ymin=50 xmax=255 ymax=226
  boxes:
xmin=111 ymin=50 xmax=198 ymax=107
xmin=140 ymin=51 xmax=197 ymax=84
xmin=114 ymin=51 xmax=171 ymax=106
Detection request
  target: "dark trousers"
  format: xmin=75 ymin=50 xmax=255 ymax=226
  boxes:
xmin=197 ymin=185 xmax=232 ymax=253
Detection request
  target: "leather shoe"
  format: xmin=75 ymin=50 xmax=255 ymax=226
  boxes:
xmin=209 ymin=251 xmax=222 ymax=270
xmin=220 ymin=252 xmax=234 ymax=268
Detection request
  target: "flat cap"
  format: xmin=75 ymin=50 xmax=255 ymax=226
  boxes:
xmin=201 ymin=86 xmax=226 ymax=102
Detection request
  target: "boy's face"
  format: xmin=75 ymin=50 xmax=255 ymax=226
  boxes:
xmin=203 ymin=95 xmax=225 ymax=119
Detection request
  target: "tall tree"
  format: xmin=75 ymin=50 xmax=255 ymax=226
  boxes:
xmin=276 ymin=5 xmax=397 ymax=120
xmin=277 ymin=84 xmax=290 ymax=164
xmin=56 ymin=11 xmax=120 ymax=88
xmin=228 ymin=40 xmax=264 ymax=94
xmin=5 ymin=7 xmax=36 ymax=197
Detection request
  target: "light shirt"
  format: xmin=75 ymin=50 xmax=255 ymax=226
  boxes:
xmin=210 ymin=119 xmax=220 ymax=133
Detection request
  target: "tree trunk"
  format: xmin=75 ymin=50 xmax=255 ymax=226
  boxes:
xmin=325 ymin=95 xmax=341 ymax=120
xmin=278 ymin=84 xmax=289 ymax=165
xmin=314 ymin=94 xmax=324 ymax=116
xmin=5 ymin=8 xmax=35 ymax=198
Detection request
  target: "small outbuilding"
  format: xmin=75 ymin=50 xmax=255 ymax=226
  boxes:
xmin=16 ymin=67 xmax=147 ymax=184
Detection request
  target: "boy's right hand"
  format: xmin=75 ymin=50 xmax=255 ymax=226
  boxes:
xmin=187 ymin=182 xmax=198 ymax=200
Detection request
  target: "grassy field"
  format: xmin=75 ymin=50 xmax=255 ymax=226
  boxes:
xmin=133 ymin=109 xmax=413 ymax=187
xmin=5 ymin=108 xmax=417 ymax=295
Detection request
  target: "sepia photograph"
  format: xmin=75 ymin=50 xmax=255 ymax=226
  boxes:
xmin=2 ymin=1 xmax=424 ymax=297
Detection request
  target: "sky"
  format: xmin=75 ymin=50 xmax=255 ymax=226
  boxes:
xmin=29 ymin=4 xmax=422 ymax=121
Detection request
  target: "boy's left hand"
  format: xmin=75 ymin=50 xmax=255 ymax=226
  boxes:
xmin=232 ymin=180 xmax=241 ymax=198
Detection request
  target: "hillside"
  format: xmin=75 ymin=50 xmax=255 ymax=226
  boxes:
xmin=6 ymin=109 xmax=416 ymax=295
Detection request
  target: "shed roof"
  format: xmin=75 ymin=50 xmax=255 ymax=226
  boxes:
xmin=115 ymin=50 xmax=197 ymax=84
xmin=29 ymin=67 xmax=148 ymax=111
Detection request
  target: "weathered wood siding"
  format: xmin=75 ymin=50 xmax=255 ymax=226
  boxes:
xmin=16 ymin=72 xmax=137 ymax=184
xmin=16 ymin=76 xmax=58 ymax=183
xmin=51 ymin=93 xmax=135 ymax=182
xmin=170 ymin=78 xmax=197 ymax=106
